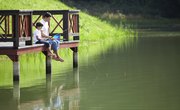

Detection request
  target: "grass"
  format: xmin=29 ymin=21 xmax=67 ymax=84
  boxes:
xmin=0 ymin=0 xmax=132 ymax=42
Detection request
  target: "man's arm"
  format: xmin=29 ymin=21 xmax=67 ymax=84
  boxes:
xmin=41 ymin=30 xmax=55 ymax=40
xmin=41 ymin=30 xmax=51 ymax=39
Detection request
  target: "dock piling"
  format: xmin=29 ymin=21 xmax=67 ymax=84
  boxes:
xmin=7 ymin=55 xmax=20 ymax=81
xmin=71 ymin=47 xmax=78 ymax=68
xmin=46 ymin=56 xmax=52 ymax=74
xmin=13 ymin=61 xmax=20 ymax=81
xmin=43 ymin=51 xmax=52 ymax=74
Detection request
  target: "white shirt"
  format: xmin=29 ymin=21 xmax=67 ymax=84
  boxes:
xmin=40 ymin=19 xmax=49 ymax=36
xmin=33 ymin=29 xmax=42 ymax=43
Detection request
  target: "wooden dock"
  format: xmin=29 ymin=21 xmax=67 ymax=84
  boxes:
xmin=0 ymin=10 xmax=80 ymax=82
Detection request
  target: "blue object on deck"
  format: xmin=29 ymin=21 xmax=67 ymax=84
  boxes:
xmin=53 ymin=34 xmax=61 ymax=41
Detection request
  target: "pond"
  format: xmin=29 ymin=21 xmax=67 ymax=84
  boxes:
xmin=80 ymin=37 xmax=180 ymax=110
xmin=0 ymin=21 xmax=180 ymax=110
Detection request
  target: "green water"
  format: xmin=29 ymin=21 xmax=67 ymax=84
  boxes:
xmin=80 ymin=37 xmax=180 ymax=110
xmin=0 ymin=26 xmax=180 ymax=110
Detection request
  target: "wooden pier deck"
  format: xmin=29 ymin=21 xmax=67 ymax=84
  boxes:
xmin=0 ymin=41 xmax=79 ymax=55
xmin=0 ymin=10 xmax=80 ymax=82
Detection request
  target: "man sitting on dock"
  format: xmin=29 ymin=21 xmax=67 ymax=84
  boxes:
xmin=40 ymin=12 xmax=64 ymax=62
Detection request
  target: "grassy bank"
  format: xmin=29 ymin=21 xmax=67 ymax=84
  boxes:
xmin=0 ymin=0 xmax=133 ymax=42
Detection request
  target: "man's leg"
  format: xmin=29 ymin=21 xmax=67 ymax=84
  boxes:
xmin=51 ymin=40 xmax=64 ymax=62
xmin=37 ymin=40 xmax=53 ymax=56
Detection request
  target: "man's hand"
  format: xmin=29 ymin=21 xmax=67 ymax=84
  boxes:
xmin=50 ymin=37 xmax=55 ymax=40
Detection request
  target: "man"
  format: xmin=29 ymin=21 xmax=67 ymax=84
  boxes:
xmin=40 ymin=12 xmax=64 ymax=62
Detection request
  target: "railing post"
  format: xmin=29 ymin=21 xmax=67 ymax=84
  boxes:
xmin=63 ymin=10 xmax=69 ymax=41
xmin=5 ymin=16 xmax=8 ymax=36
xmin=74 ymin=14 xmax=79 ymax=40
xmin=13 ymin=14 xmax=19 ymax=49
xmin=25 ymin=12 xmax=33 ymax=45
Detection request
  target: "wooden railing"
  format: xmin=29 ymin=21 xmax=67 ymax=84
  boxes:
xmin=0 ymin=10 xmax=33 ymax=48
xmin=0 ymin=10 xmax=79 ymax=49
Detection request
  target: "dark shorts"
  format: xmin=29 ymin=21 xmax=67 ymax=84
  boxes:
xmin=35 ymin=40 xmax=50 ymax=48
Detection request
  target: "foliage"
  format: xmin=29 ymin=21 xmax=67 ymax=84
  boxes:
xmin=63 ymin=0 xmax=180 ymax=18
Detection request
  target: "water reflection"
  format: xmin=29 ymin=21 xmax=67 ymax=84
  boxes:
xmin=13 ymin=81 xmax=20 ymax=110
xmin=0 ymin=68 xmax=80 ymax=110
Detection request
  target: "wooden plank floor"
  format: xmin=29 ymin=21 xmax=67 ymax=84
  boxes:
xmin=0 ymin=40 xmax=79 ymax=55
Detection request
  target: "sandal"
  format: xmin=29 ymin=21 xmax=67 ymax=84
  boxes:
xmin=47 ymin=53 xmax=53 ymax=57
xmin=53 ymin=57 xmax=64 ymax=62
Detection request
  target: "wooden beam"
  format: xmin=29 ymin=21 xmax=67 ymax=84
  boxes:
xmin=0 ymin=41 xmax=79 ymax=55
xmin=12 ymin=14 xmax=19 ymax=49
xmin=63 ymin=11 xmax=69 ymax=41
xmin=25 ymin=14 xmax=33 ymax=45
